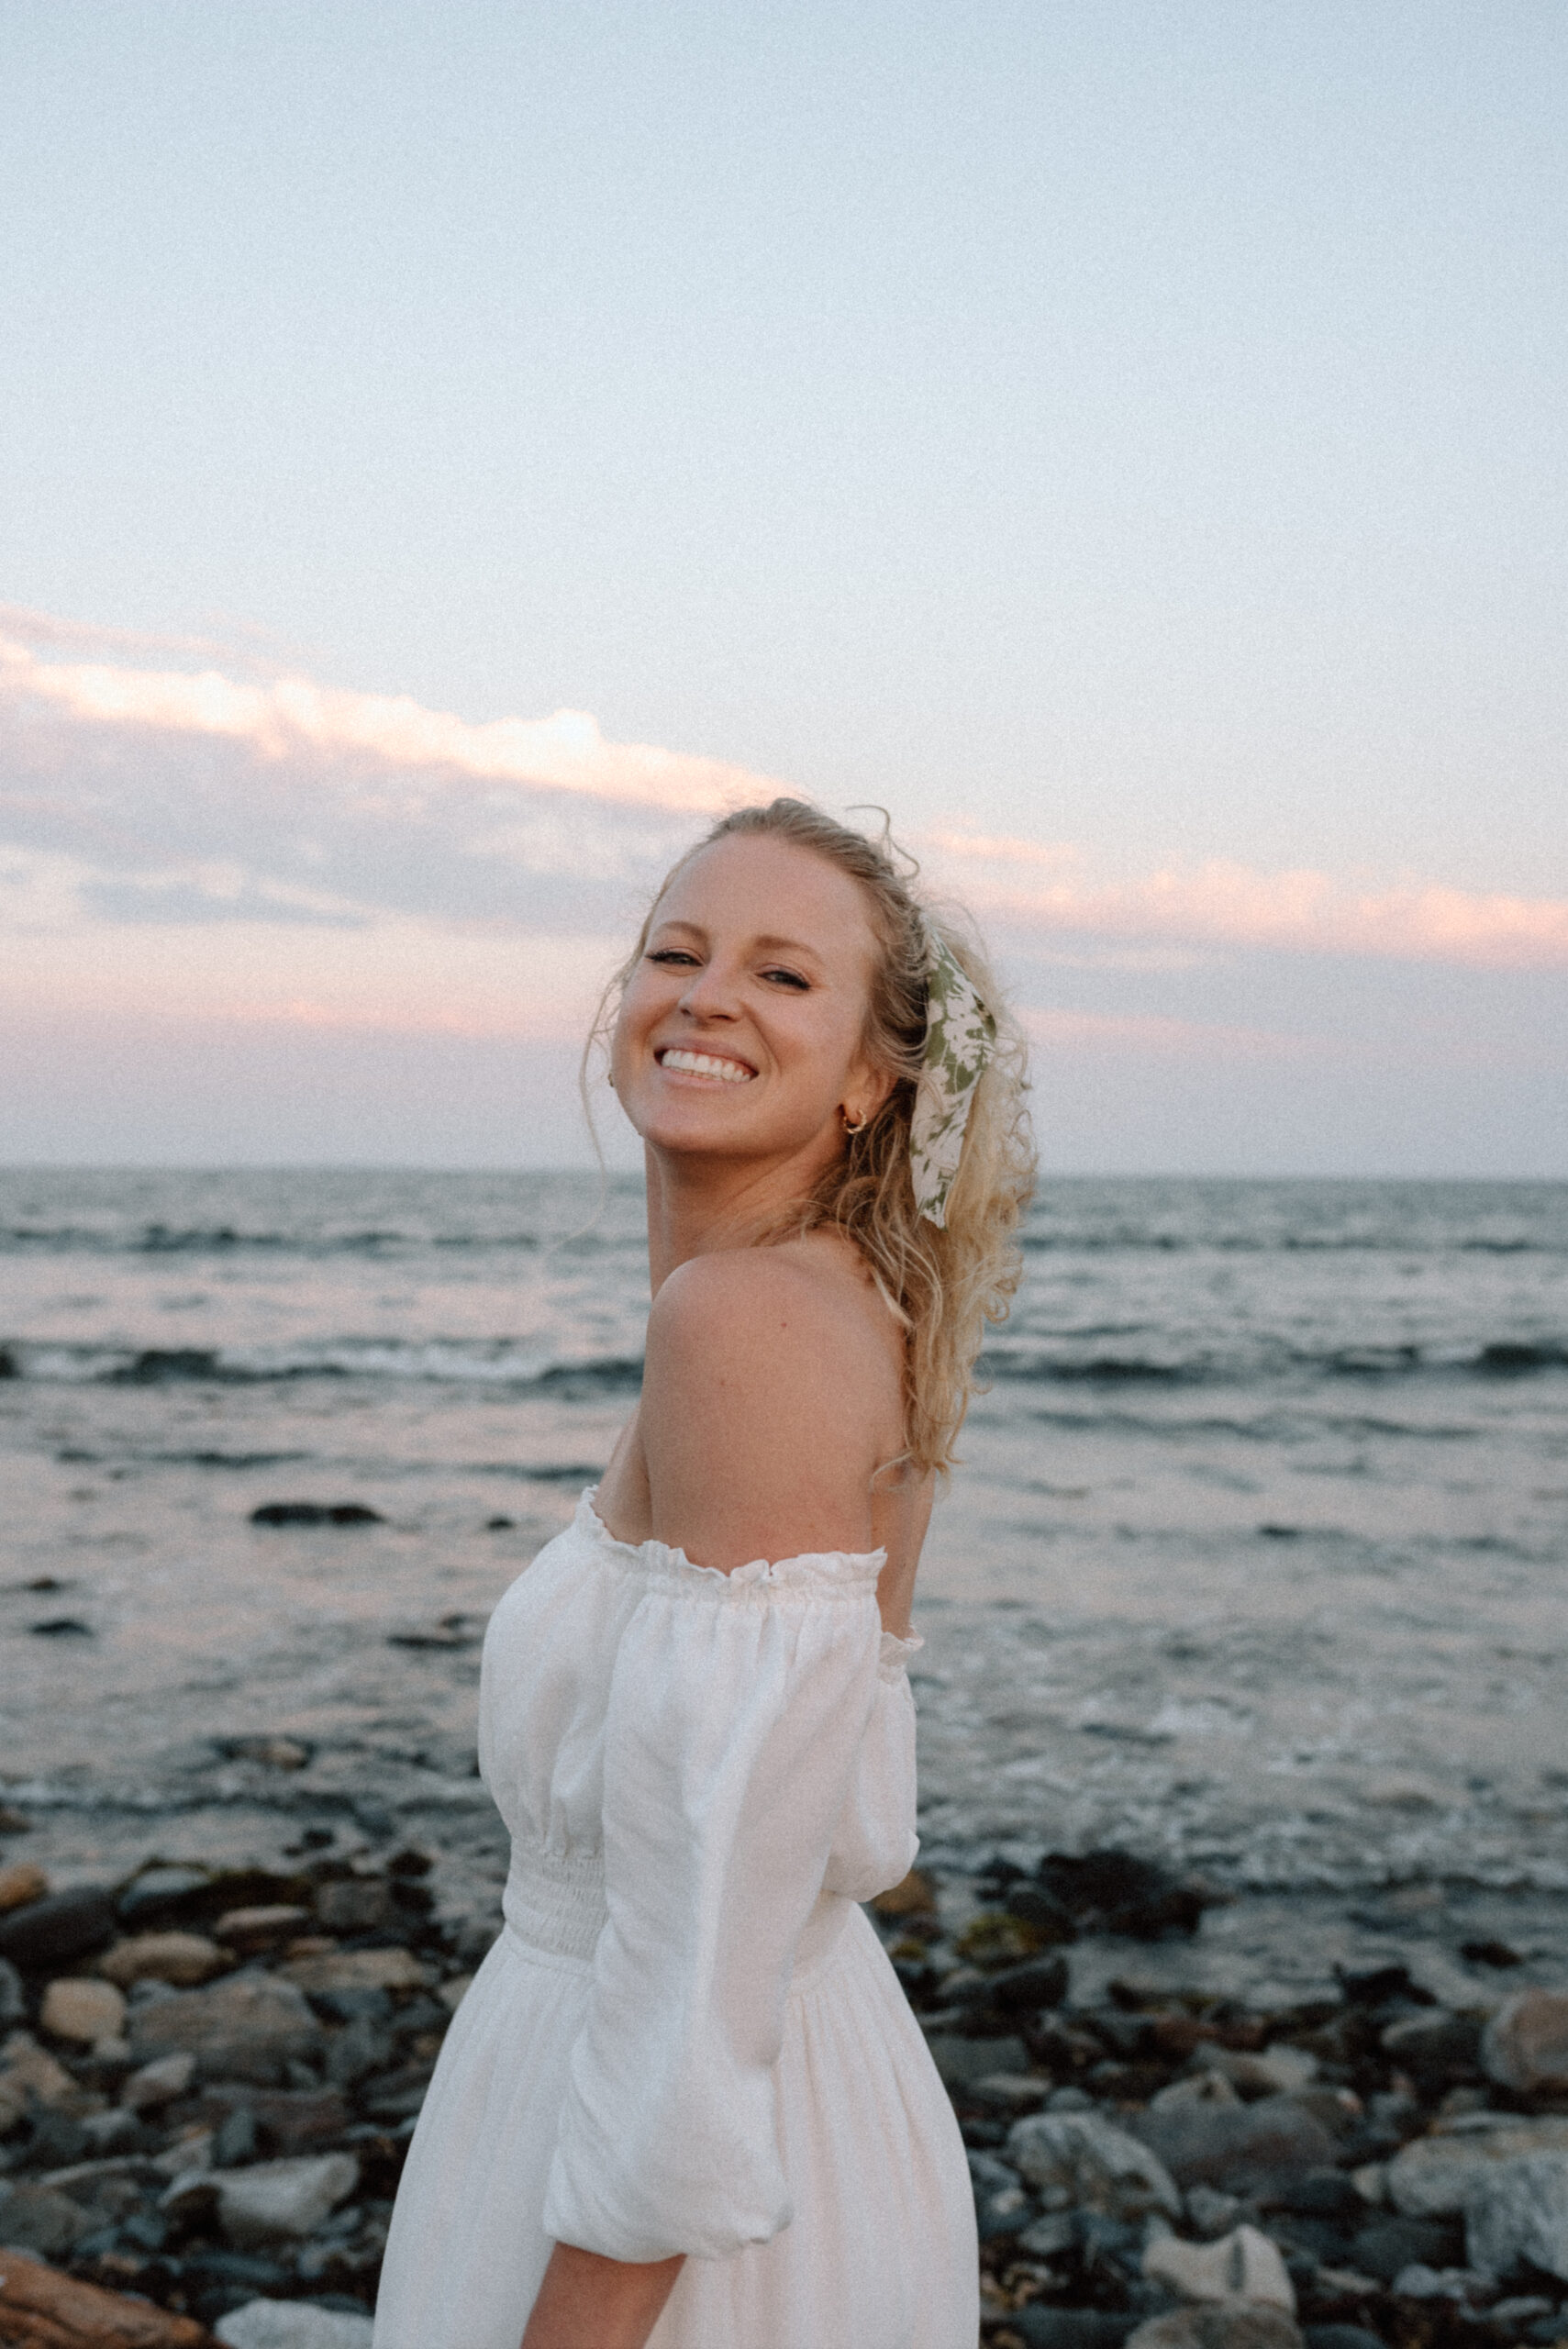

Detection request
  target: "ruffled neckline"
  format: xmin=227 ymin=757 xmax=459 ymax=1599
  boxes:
xmin=579 ymin=1488 xmax=886 ymax=1593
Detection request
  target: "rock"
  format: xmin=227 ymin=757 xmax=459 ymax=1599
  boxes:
xmin=0 ymin=2177 xmax=95 ymax=2256
xmin=1014 ymin=2316 xmax=1138 ymax=2349
xmin=1464 ymin=2153 xmax=1568 ymax=2283
xmin=325 ymin=2014 xmax=394 ymax=2087
xmin=99 ymin=1929 xmax=229 ymax=1986
xmin=1133 ymin=2096 xmax=1338 ymax=2194
xmin=1350 ymin=2215 xmax=1457 ymax=2283
xmin=40 ymin=1975 xmax=128 ymax=2043
xmin=216 ymin=2302 xmax=376 ymax=2349
xmin=971 ymin=1952 xmax=1071 ymax=2018
xmin=1123 ymin=2308 xmax=1304 ymax=2349
xmin=0 ymin=2030 xmax=82 ymax=2119
xmin=280 ymin=1948 xmax=428 ymax=1995
xmin=1037 ymin=1850 xmax=1222 ymax=1940
xmin=221 ymin=1736 xmax=314 ymax=1768
xmin=1301 ymin=2332 xmax=1385 ymax=2349
xmin=128 ymin=1973 xmax=324 ymax=2083
xmin=0 ymin=1957 xmax=24 ymax=2027
xmin=0 ymin=1861 xmax=49 ymax=1913
xmin=1196 ymin=2045 xmax=1318 ymax=2099
xmin=0 ymin=2244 xmax=208 ymax=2344
xmin=197 ymin=2084 xmax=352 ymax=2154
xmin=123 ymin=2049 xmax=199 ymax=2109
xmin=217 ymin=1906 xmax=313 ymax=1954
xmin=1483 ymin=1990 xmax=1568 ymax=2097
xmin=117 ymin=1865 xmax=214 ymax=1928
xmin=1007 ymin=2109 xmax=1183 ymax=2221
xmin=1153 ymin=2073 xmax=1243 ymax=2114
xmin=869 ymin=1867 xmax=939 ymax=1920
xmin=1144 ymin=2224 xmax=1297 ymax=2312
xmin=204 ymin=2151 xmax=359 ymax=2247
xmin=314 ymin=1879 xmax=395 ymax=1934
xmin=1381 ymin=2008 xmax=1485 ymax=2084
xmin=1018 ymin=2210 xmax=1078 ymax=2256
xmin=1004 ymin=1885 xmax=1080 ymax=1943
xmin=250 ymin=1501 xmax=384 ymax=1525
xmin=1387 ymin=2117 xmax=1568 ymax=2215
xmin=0 ymin=1882 xmax=117 ymax=1969
xmin=924 ymin=2032 xmax=1031 ymax=2089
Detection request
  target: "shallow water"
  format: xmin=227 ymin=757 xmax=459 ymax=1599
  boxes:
xmin=3 ymin=1168 xmax=1565 ymax=1907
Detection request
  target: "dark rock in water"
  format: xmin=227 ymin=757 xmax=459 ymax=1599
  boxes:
xmin=1380 ymin=2006 xmax=1484 ymax=2085
xmin=924 ymin=2031 xmax=1031 ymax=2089
xmin=1015 ymin=2315 xmax=1140 ymax=2349
xmin=28 ymin=1616 xmax=93 ymax=1637
xmin=0 ymin=1346 xmax=17 ymax=1378
xmin=485 ymin=1515 xmax=516 ymax=1530
xmin=969 ymin=1953 xmax=1072 ymax=2021
xmin=1037 ymin=1851 xmax=1220 ymax=1940
xmin=0 ymin=1881 xmax=117 ymax=1969
xmin=128 ymin=1973 xmax=324 ymax=2084
xmin=1351 ymin=2213 xmax=1459 ymax=2282
xmin=1132 ymin=2094 xmax=1338 ymax=2192
xmin=1335 ymin=1961 xmax=1432 ymax=2009
xmin=118 ymin=1865 xmax=214 ymax=1926
xmin=250 ymin=1501 xmax=384 ymax=1525
xmin=1462 ymin=1937 xmax=1523 ymax=1969
xmin=1006 ymin=1884 xmax=1079 ymax=1942
xmin=386 ymin=1612 xmax=485 ymax=1649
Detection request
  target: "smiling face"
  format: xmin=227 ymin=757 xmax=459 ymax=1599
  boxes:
xmin=610 ymin=832 xmax=890 ymax=1189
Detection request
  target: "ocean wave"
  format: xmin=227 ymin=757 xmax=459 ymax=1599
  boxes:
xmin=977 ymin=1337 xmax=1568 ymax=1386
xmin=0 ymin=1339 xmax=646 ymax=1393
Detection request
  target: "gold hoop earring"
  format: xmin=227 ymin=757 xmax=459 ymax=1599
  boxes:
xmin=842 ymin=1108 xmax=868 ymax=1135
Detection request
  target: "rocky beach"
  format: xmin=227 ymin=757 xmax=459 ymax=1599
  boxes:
xmin=1 ymin=1743 xmax=1566 ymax=2349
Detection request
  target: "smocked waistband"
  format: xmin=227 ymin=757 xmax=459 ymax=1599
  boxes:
xmin=502 ymin=1841 xmax=853 ymax=1981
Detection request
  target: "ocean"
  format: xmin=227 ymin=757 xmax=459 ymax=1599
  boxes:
xmin=4 ymin=1167 xmax=1566 ymax=1978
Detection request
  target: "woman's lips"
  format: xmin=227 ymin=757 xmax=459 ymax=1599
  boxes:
xmin=656 ymin=1047 xmax=756 ymax=1084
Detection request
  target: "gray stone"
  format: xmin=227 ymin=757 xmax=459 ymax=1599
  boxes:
xmin=0 ymin=1884 xmax=117 ymax=1970
xmin=1195 ymin=2045 xmax=1318 ymax=2099
xmin=1133 ymin=2096 xmax=1337 ymax=2194
xmin=1018 ymin=2210 xmax=1078 ymax=2257
xmin=314 ymin=1878 xmax=395 ymax=1934
xmin=215 ymin=2303 xmax=375 ymax=2349
xmin=1152 ymin=2073 xmax=1242 ymax=2114
xmin=1464 ymin=2153 xmax=1568 ymax=2283
xmin=128 ymin=1973 xmax=323 ymax=2084
xmin=204 ymin=2152 xmax=360 ymax=2248
xmin=1483 ymin=1990 xmax=1568 ymax=2098
xmin=1144 ymin=2225 xmax=1296 ymax=2312
xmin=924 ymin=2031 xmax=1030 ymax=2089
xmin=1380 ymin=2009 xmax=1484 ymax=2082
xmin=1387 ymin=2117 xmax=1568 ymax=2216
xmin=0 ymin=1958 xmax=24 ymax=2027
xmin=123 ymin=2050 xmax=199 ymax=2110
xmin=1124 ymin=2308 xmax=1304 ymax=2349
xmin=1007 ymin=2109 xmax=1183 ymax=2221
xmin=0 ymin=2178 xmax=95 ymax=2256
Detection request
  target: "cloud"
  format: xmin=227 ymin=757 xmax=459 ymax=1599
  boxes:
xmin=1022 ymin=1007 xmax=1328 ymax=1059
xmin=928 ymin=834 xmax=1568 ymax=973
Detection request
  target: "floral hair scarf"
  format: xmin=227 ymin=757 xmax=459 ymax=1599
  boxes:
xmin=909 ymin=931 xmax=996 ymax=1228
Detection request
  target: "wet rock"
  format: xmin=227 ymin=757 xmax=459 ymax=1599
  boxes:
xmin=250 ymin=1501 xmax=384 ymax=1525
xmin=1465 ymin=2153 xmax=1568 ymax=2283
xmin=197 ymin=2083 xmax=352 ymax=2154
xmin=100 ymin=1929 xmax=229 ymax=1987
xmin=314 ymin=1879 xmax=395 ymax=1935
xmin=1387 ymin=2117 xmax=1568 ymax=2215
xmin=1350 ymin=2214 xmax=1458 ymax=2283
xmin=1014 ymin=2316 xmax=1140 ymax=2349
xmin=1007 ymin=2109 xmax=1183 ymax=2221
xmin=117 ymin=1865 xmax=214 ymax=1927
xmin=0 ymin=1882 xmax=117 ymax=1969
xmin=1133 ymin=2097 xmax=1338 ymax=2195
xmin=1123 ymin=2308 xmax=1304 ymax=2349
xmin=1484 ymin=1990 xmax=1568 ymax=2098
xmin=0 ymin=1861 xmax=49 ymax=1913
xmin=0 ymin=2031 xmax=83 ymax=2121
xmin=0 ymin=2177 xmax=95 ymax=2255
xmin=1301 ymin=2332 xmax=1385 ymax=2349
xmin=1381 ymin=2008 xmax=1485 ymax=2085
xmin=0 ymin=2245 xmax=209 ymax=2345
xmin=0 ymin=1956 xmax=25 ymax=2027
xmin=1018 ymin=2210 xmax=1078 ymax=2255
xmin=1143 ymin=2224 xmax=1297 ymax=2312
xmin=279 ymin=1949 xmax=428 ymax=1995
xmin=924 ymin=2031 xmax=1031 ymax=2089
xmin=123 ymin=2049 xmax=199 ymax=2109
xmin=325 ymin=2013 xmax=394 ymax=2087
xmin=216 ymin=2302 xmax=376 ymax=2348
xmin=968 ymin=2149 xmax=1035 ymax=2242
xmin=1037 ymin=1851 xmax=1222 ymax=1940
xmin=1195 ymin=2046 xmax=1318 ymax=2100
xmin=206 ymin=2149 xmax=360 ymax=2246
xmin=40 ymin=1975 xmax=128 ymax=2043
xmin=1004 ymin=1885 xmax=1080 ymax=1943
xmin=217 ymin=1905 xmax=313 ymax=1954
xmin=220 ymin=1736 xmax=314 ymax=1767
xmin=128 ymin=1973 xmax=324 ymax=2084
xmin=1153 ymin=2074 xmax=1243 ymax=2115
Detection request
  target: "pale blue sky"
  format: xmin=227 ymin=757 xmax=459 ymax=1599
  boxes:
xmin=1 ymin=2 xmax=1564 ymax=1168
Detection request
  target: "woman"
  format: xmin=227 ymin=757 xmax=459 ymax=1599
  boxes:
xmin=374 ymin=798 xmax=1034 ymax=2349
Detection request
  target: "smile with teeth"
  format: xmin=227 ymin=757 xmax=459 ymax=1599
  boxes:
xmin=658 ymin=1048 xmax=755 ymax=1084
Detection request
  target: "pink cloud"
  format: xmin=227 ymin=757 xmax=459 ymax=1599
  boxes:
xmin=1023 ymin=1007 xmax=1330 ymax=1060
xmin=929 ymin=833 xmax=1568 ymax=972
xmin=0 ymin=628 xmax=787 ymax=816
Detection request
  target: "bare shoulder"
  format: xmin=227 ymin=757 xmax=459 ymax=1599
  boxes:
xmin=640 ymin=1240 xmax=903 ymax=1570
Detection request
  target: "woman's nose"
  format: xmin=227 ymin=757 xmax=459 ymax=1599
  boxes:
xmin=678 ymin=961 xmax=740 ymax=1019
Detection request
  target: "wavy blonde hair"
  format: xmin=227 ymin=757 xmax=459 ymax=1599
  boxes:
xmin=586 ymin=798 xmax=1036 ymax=1477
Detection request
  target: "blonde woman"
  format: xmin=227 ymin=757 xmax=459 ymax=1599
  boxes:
xmin=374 ymin=800 xmax=1034 ymax=2349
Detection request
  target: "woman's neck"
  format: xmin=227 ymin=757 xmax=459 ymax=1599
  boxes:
xmin=641 ymin=1143 xmax=832 ymax=1293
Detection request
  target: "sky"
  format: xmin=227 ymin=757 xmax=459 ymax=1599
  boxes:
xmin=1 ymin=0 xmax=1563 ymax=1174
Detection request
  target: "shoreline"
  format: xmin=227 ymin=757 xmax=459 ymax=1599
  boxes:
xmin=0 ymin=1794 xmax=1565 ymax=2348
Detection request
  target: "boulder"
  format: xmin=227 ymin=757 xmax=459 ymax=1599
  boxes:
xmin=1483 ymin=1989 xmax=1568 ymax=2097
xmin=1144 ymin=2224 xmax=1297 ymax=2313
xmin=0 ymin=1883 xmax=117 ymax=1970
xmin=0 ymin=2177 xmax=95 ymax=2257
xmin=0 ymin=1862 xmax=49 ymax=1913
xmin=128 ymin=1973 xmax=323 ymax=2083
xmin=1006 ymin=2109 xmax=1183 ymax=2221
xmin=207 ymin=2151 xmax=360 ymax=2247
xmin=41 ymin=1975 xmax=128 ymax=2043
xmin=216 ymin=2302 xmax=376 ymax=2348
xmin=1133 ymin=2096 xmax=1338 ymax=2195
xmin=1464 ymin=2152 xmax=1568 ymax=2283
xmin=0 ymin=2245 xmax=208 ymax=2344
xmin=280 ymin=1948 xmax=428 ymax=1995
xmin=1124 ymin=2309 xmax=1304 ymax=2349
xmin=100 ymin=1930 xmax=228 ymax=1987
xmin=1387 ymin=2117 xmax=1568 ymax=2216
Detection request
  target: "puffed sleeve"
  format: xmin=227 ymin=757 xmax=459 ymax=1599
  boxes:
xmin=541 ymin=1560 xmax=884 ymax=2262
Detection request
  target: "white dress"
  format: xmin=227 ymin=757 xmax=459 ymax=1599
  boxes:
xmin=373 ymin=1490 xmax=977 ymax=2349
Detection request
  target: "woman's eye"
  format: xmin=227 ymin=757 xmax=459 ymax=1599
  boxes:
xmin=761 ymin=967 xmax=809 ymax=991
xmin=648 ymin=950 xmax=699 ymax=968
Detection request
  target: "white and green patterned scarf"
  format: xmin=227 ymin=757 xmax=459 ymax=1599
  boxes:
xmin=909 ymin=932 xmax=995 ymax=1228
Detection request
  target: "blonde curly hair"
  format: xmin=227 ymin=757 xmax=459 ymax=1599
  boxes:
xmin=586 ymin=798 xmax=1036 ymax=1477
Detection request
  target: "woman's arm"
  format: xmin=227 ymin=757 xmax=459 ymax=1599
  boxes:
xmin=520 ymin=2243 xmax=683 ymax=2349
